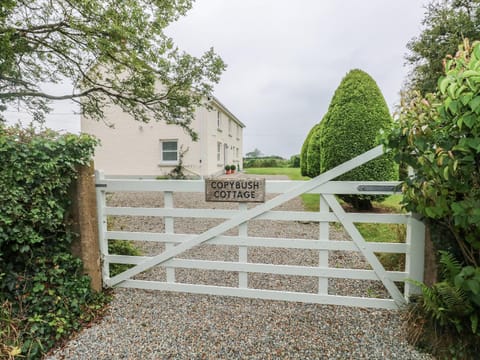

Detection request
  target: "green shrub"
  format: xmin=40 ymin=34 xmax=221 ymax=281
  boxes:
xmin=384 ymin=40 xmax=480 ymax=268
xmin=108 ymin=240 xmax=143 ymax=277
xmin=320 ymin=69 xmax=397 ymax=210
xmin=16 ymin=254 xmax=107 ymax=358
xmin=300 ymin=123 xmax=319 ymax=176
xmin=243 ymin=157 xmax=288 ymax=168
xmin=385 ymin=40 xmax=480 ymax=358
xmin=1 ymin=300 xmax=21 ymax=358
xmin=289 ymin=154 xmax=300 ymax=168
xmin=0 ymin=125 xmax=108 ymax=359
xmin=404 ymin=253 xmax=480 ymax=359
xmin=305 ymin=119 xmax=324 ymax=178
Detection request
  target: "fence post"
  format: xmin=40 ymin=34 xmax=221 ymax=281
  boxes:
xmin=238 ymin=203 xmax=248 ymax=288
xmin=95 ymin=170 xmax=109 ymax=283
xmin=164 ymin=191 xmax=175 ymax=283
xmin=318 ymin=195 xmax=329 ymax=295
xmin=404 ymin=213 xmax=426 ymax=300
xmin=423 ymin=224 xmax=438 ymax=286
xmin=70 ymin=163 xmax=102 ymax=292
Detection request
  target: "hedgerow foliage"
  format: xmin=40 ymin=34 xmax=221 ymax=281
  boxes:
xmin=0 ymin=125 xmax=106 ymax=359
xmin=243 ymin=156 xmax=288 ymax=168
xmin=321 ymin=69 xmax=397 ymax=209
xmin=385 ymin=40 xmax=480 ymax=358
xmin=386 ymin=40 xmax=480 ymax=268
xmin=289 ymin=154 xmax=300 ymax=168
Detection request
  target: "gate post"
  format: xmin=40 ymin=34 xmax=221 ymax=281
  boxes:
xmin=404 ymin=213 xmax=426 ymax=300
xmin=70 ymin=162 xmax=102 ymax=292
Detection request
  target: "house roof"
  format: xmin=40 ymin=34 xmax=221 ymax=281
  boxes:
xmin=211 ymin=96 xmax=246 ymax=128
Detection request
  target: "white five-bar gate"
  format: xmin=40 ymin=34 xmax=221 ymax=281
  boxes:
xmin=95 ymin=146 xmax=425 ymax=309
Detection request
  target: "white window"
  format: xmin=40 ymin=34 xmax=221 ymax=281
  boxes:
xmin=160 ymin=140 xmax=178 ymax=163
xmin=217 ymin=142 xmax=222 ymax=162
xmin=228 ymin=119 xmax=232 ymax=136
xmin=217 ymin=111 xmax=221 ymax=129
xmin=224 ymin=143 xmax=229 ymax=164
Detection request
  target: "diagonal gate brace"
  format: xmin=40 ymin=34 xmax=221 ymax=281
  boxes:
xmin=323 ymin=194 xmax=406 ymax=307
xmin=107 ymin=146 xmax=385 ymax=287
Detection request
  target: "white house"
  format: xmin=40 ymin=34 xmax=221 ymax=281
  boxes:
xmin=81 ymin=97 xmax=245 ymax=177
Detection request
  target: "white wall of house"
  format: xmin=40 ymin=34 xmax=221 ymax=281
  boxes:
xmin=81 ymin=98 xmax=244 ymax=177
xmin=205 ymin=102 xmax=244 ymax=174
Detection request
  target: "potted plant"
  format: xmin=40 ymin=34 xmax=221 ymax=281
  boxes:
xmin=230 ymin=164 xmax=236 ymax=173
xmin=225 ymin=164 xmax=231 ymax=174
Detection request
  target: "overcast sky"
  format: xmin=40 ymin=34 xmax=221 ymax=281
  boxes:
xmin=5 ymin=0 xmax=428 ymax=158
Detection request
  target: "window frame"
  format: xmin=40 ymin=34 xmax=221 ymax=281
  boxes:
xmin=217 ymin=111 xmax=222 ymax=131
xmin=159 ymin=139 xmax=179 ymax=165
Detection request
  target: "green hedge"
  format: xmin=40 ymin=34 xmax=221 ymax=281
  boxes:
xmin=243 ymin=156 xmax=288 ymax=168
xmin=289 ymin=154 xmax=300 ymax=168
xmin=0 ymin=125 xmax=107 ymax=359
xmin=320 ymin=69 xmax=397 ymax=209
xmin=305 ymin=119 xmax=324 ymax=178
xmin=300 ymin=123 xmax=318 ymax=176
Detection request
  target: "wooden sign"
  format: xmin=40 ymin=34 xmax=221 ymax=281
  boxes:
xmin=205 ymin=178 xmax=266 ymax=203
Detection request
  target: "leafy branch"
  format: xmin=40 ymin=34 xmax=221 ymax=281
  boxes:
xmin=0 ymin=0 xmax=225 ymax=138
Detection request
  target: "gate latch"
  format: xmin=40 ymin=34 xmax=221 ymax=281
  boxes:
xmin=357 ymin=185 xmax=398 ymax=192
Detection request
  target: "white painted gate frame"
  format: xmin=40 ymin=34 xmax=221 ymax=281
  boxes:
xmin=96 ymin=146 xmax=425 ymax=309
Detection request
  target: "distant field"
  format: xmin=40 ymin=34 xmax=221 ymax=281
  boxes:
xmin=243 ymin=167 xmax=308 ymax=180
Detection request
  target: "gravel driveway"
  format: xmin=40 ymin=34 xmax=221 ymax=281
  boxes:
xmin=47 ymin=175 xmax=432 ymax=360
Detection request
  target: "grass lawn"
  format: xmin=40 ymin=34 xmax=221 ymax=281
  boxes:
xmin=244 ymin=167 xmax=405 ymax=253
xmin=243 ymin=167 xmax=309 ymax=180
xmin=244 ymin=167 xmax=319 ymax=210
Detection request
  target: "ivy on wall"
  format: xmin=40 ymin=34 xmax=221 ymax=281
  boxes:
xmin=0 ymin=125 xmax=106 ymax=359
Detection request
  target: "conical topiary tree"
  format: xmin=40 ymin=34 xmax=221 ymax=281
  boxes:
xmin=320 ymin=69 xmax=397 ymax=210
xmin=305 ymin=117 xmax=325 ymax=178
xmin=300 ymin=123 xmax=319 ymax=177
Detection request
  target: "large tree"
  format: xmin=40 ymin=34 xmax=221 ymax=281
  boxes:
xmin=245 ymin=148 xmax=263 ymax=158
xmin=405 ymin=0 xmax=480 ymax=95
xmin=0 ymin=0 xmax=225 ymax=139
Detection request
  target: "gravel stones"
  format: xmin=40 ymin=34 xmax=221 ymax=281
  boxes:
xmin=48 ymin=290 xmax=431 ymax=359
xmin=46 ymin=176 xmax=432 ymax=359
